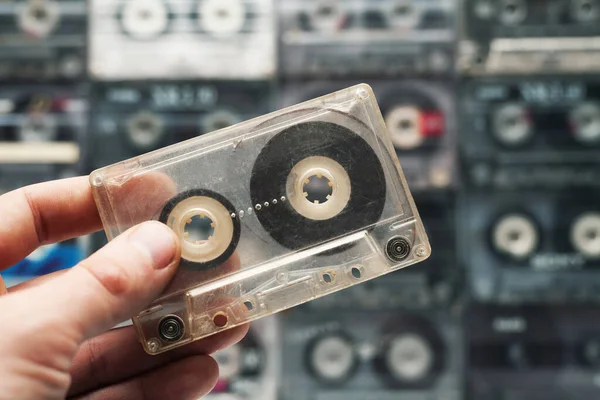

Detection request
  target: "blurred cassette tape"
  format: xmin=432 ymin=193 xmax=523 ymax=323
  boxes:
xmin=90 ymin=84 xmax=430 ymax=354
xmin=459 ymin=0 xmax=600 ymax=75
xmin=280 ymin=306 xmax=463 ymax=400
xmin=281 ymin=80 xmax=456 ymax=190
xmin=460 ymin=189 xmax=600 ymax=304
xmin=208 ymin=316 xmax=279 ymax=400
xmin=0 ymin=0 xmax=87 ymax=81
xmin=279 ymin=0 xmax=456 ymax=77
xmin=89 ymin=0 xmax=276 ymax=80
xmin=0 ymin=85 xmax=87 ymax=174
xmin=467 ymin=304 xmax=600 ymax=400
xmin=90 ymin=81 xmax=273 ymax=168
xmin=461 ymin=78 xmax=600 ymax=189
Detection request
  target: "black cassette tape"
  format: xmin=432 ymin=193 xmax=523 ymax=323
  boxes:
xmin=281 ymin=80 xmax=456 ymax=191
xmin=89 ymin=81 xmax=273 ymax=168
xmin=459 ymin=0 xmax=600 ymax=75
xmin=280 ymin=306 xmax=463 ymax=400
xmin=90 ymin=84 xmax=430 ymax=354
xmin=89 ymin=0 xmax=276 ymax=80
xmin=279 ymin=0 xmax=456 ymax=78
xmin=460 ymin=189 xmax=600 ymax=304
xmin=461 ymin=78 xmax=600 ymax=189
xmin=0 ymin=0 xmax=87 ymax=81
xmin=467 ymin=304 xmax=600 ymax=400
xmin=208 ymin=317 xmax=279 ymax=400
xmin=0 ymin=84 xmax=87 ymax=178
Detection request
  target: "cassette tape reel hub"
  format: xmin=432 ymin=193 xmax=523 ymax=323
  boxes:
xmin=307 ymin=334 xmax=357 ymax=385
xmin=18 ymin=0 xmax=61 ymax=38
xmin=90 ymin=84 xmax=430 ymax=354
xmin=120 ymin=0 xmax=169 ymax=39
xmin=498 ymin=0 xmax=527 ymax=25
xmin=125 ymin=111 xmax=165 ymax=151
xmin=287 ymin=156 xmax=351 ymax=221
xmin=492 ymin=104 xmax=532 ymax=147
xmin=384 ymin=333 xmax=434 ymax=383
xmin=160 ymin=190 xmax=240 ymax=268
xmin=199 ymin=0 xmax=246 ymax=36
xmin=492 ymin=214 xmax=540 ymax=260
xmin=385 ymin=106 xmax=426 ymax=150
xmin=570 ymin=213 xmax=600 ymax=259
xmin=569 ymin=103 xmax=600 ymax=144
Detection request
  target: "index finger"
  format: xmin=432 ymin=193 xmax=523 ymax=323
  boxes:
xmin=0 ymin=176 xmax=101 ymax=270
xmin=0 ymin=170 xmax=178 ymax=271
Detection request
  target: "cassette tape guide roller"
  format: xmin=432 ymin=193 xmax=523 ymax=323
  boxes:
xmin=90 ymin=84 xmax=430 ymax=355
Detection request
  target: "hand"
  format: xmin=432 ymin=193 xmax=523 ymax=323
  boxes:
xmin=0 ymin=177 xmax=248 ymax=400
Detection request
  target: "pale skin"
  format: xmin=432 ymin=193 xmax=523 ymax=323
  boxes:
xmin=0 ymin=176 xmax=249 ymax=400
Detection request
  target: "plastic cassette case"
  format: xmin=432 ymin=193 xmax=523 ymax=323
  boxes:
xmin=90 ymin=84 xmax=431 ymax=354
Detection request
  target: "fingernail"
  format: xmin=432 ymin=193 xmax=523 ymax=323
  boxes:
xmin=129 ymin=222 xmax=177 ymax=269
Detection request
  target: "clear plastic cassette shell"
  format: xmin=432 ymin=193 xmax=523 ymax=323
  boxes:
xmin=90 ymin=84 xmax=431 ymax=354
xmin=88 ymin=0 xmax=276 ymax=80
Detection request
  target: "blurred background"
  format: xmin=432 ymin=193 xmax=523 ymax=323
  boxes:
xmin=1 ymin=0 xmax=600 ymax=398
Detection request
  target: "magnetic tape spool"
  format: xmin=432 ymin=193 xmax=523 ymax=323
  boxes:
xmin=490 ymin=212 xmax=541 ymax=261
xmin=249 ymin=120 xmax=387 ymax=251
xmin=18 ymin=0 xmax=61 ymax=39
xmin=374 ymin=315 xmax=446 ymax=388
xmin=118 ymin=0 xmax=171 ymax=40
xmin=380 ymin=88 xmax=445 ymax=152
xmin=197 ymin=0 xmax=247 ymax=37
xmin=159 ymin=189 xmax=241 ymax=270
xmin=306 ymin=332 xmax=358 ymax=386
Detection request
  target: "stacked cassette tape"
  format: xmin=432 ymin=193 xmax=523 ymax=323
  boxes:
xmin=458 ymin=0 xmax=600 ymax=75
xmin=0 ymin=0 xmax=87 ymax=81
xmin=88 ymin=0 xmax=276 ymax=80
xmin=456 ymin=0 xmax=600 ymax=398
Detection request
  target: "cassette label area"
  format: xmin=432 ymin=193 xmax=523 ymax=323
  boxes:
xmin=0 ymin=85 xmax=87 ymax=175
xmin=89 ymin=0 xmax=276 ymax=80
xmin=460 ymin=189 xmax=600 ymax=304
xmin=279 ymin=0 xmax=456 ymax=77
xmin=467 ymin=304 xmax=600 ymax=400
xmin=280 ymin=307 xmax=463 ymax=400
xmin=90 ymin=84 xmax=430 ymax=354
xmin=461 ymin=78 xmax=600 ymax=188
xmin=0 ymin=0 xmax=87 ymax=81
xmin=459 ymin=0 xmax=600 ymax=74
xmin=90 ymin=81 xmax=272 ymax=168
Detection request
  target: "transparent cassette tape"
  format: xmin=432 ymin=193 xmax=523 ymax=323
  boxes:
xmin=90 ymin=84 xmax=430 ymax=354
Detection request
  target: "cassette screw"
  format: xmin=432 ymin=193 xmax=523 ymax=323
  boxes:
xmin=158 ymin=315 xmax=185 ymax=342
xmin=147 ymin=339 xmax=160 ymax=354
xmin=415 ymin=246 xmax=429 ymax=258
xmin=386 ymin=237 xmax=412 ymax=262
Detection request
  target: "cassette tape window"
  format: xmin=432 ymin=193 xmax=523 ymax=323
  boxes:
xmin=90 ymin=84 xmax=430 ymax=355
